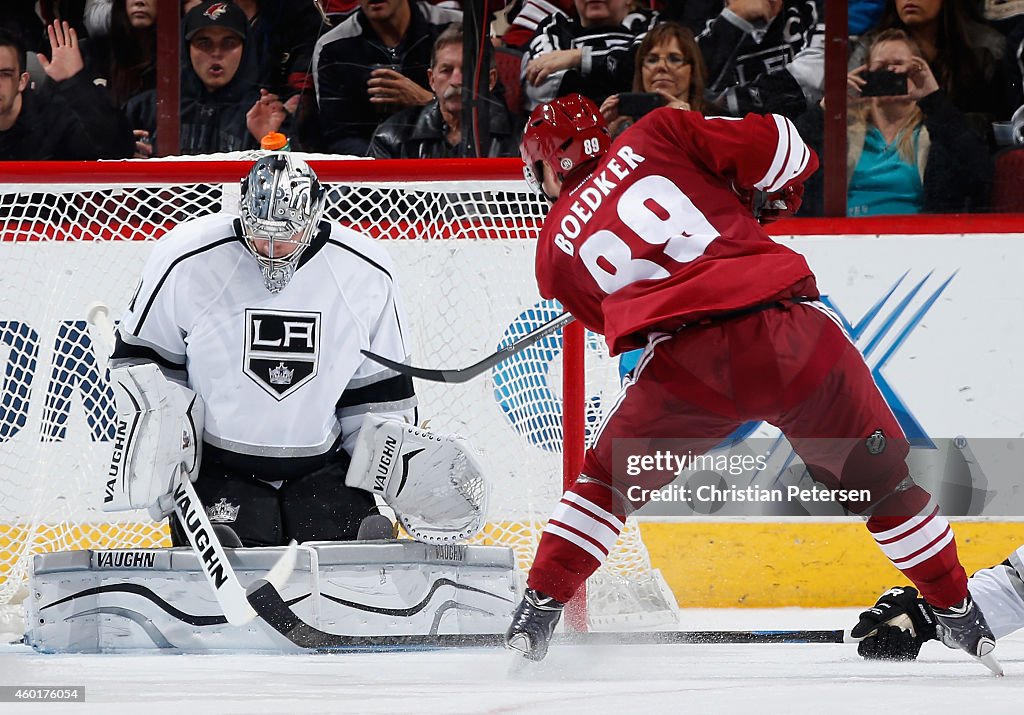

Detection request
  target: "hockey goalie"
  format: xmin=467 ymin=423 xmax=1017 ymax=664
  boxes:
xmin=26 ymin=154 xmax=516 ymax=653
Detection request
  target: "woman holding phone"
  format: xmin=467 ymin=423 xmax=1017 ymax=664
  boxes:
xmin=797 ymin=28 xmax=992 ymax=216
xmin=599 ymin=22 xmax=708 ymax=137
xmin=850 ymin=0 xmax=1008 ymax=134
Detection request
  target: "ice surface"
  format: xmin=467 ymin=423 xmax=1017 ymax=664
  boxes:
xmin=2 ymin=609 xmax=1022 ymax=714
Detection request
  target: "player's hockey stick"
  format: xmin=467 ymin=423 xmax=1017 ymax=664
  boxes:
xmin=247 ymin=578 xmax=853 ymax=650
xmin=361 ymin=311 xmax=575 ymax=383
xmin=87 ymin=302 xmax=297 ymax=625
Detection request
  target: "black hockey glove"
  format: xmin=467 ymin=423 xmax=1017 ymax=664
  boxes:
xmin=851 ymin=586 xmax=938 ymax=660
xmin=734 ymin=184 xmax=804 ymax=225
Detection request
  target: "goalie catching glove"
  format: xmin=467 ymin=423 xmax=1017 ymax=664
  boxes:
xmin=851 ymin=586 xmax=938 ymax=660
xmin=103 ymin=364 xmax=204 ymax=521
xmin=346 ymin=414 xmax=489 ymax=545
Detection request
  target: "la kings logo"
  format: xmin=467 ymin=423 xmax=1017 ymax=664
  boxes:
xmin=244 ymin=309 xmax=320 ymax=399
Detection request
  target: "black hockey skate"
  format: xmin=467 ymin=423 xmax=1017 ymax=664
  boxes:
xmin=934 ymin=596 xmax=1003 ymax=676
xmin=505 ymin=589 xmax=564 ymax=662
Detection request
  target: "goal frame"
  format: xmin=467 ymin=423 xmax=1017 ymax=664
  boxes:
xmin=0 ymin=156 xmax=593 ymax=627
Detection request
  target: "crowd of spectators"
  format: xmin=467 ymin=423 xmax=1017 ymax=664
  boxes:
xmin=599 ymin=21 xmax=708 ymax=137
xmin=798 ymin=26 xmax=993 ymax=216
xmin=367 ymin=21 xmax=520 ymax=157
xmin=1 ymin=0 xmax=1022 ymax=215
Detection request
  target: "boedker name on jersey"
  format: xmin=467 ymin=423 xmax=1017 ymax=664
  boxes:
xmin=535 ymin=108 xmax=818 ymax=356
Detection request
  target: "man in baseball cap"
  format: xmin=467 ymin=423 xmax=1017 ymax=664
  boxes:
xmin=184 ymin=1 xmax=248 ymax=42
xmin=184 ymin=2 xmax=249 ymax=92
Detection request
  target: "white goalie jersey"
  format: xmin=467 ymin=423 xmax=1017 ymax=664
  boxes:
xmin=110 ymin=212 xmax=417 ymax=476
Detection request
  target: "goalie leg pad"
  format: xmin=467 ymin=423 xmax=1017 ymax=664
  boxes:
xmin=104 ymin=364 xmax=204 ymax=515
xmin=28 ymin=542 xmax=517 ymax=653
xmin=346 ymin=414 xmax=489 ymax=545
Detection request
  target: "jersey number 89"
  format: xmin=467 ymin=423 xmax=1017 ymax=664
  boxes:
xmin=576 ymin=175 xmax=720 ymax=294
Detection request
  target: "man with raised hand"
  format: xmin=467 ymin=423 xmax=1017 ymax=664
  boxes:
xmin=521 ymin=0 xmax=658 ymax=110
xmin=0 ymin=21 xmax=133 ymax=159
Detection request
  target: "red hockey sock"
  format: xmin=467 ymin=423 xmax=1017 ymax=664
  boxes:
xmin=526 ymin=479 xmax=625 ymax=604
xmin=866 ymin=485 xmax=967 ymax=609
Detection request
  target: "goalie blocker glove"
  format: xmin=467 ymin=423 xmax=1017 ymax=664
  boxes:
xmin=851 ymin=586 xmax=937 ymax=660
xmin=346 ymin=414 xmax=489 ymax=544
xmin=103 ymin=364 xmax=204 ymax=521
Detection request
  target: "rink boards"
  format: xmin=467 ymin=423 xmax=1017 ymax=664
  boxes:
xmin=2 ymin=225 xmax=1023 ymax=606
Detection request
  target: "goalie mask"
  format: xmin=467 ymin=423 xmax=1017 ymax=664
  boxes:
xmin=239 ymin=153 xmax=326 ymax=293
xmin=520 ymin=93 xmax=610 ymax=199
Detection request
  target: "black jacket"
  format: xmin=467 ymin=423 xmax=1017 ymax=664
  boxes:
xmin=250 ymin=0 xmax=330 ymax=98
xmin=795 ymin=90 xmax=994 ymax=215
xmin=312 ymin=1 xmax=462 ymax=155
xmin=0 ymin=72 xmax=134 ymax=160
xmin=367 ymin=99 xmax=522 ymax=159
xmin=125 ymin=31 xmax=265 ymax=155
xmin=697 ymin=0 xmax=820 ymax=118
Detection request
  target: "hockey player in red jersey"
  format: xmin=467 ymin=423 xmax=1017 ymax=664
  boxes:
xmin=505 ymin=93 xmax=1000 ymax=673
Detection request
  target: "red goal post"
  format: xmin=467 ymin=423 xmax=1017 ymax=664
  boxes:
xmin=0 ymin=156 xmax=677 ymax=630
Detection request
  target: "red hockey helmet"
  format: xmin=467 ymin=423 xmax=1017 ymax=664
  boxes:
xmin=520 ymin=93 xmax=610 ymax=195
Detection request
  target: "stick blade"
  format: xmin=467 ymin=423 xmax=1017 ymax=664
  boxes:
xmin=247 ymin=580 xmax=852 ymax=651
xmin=265 ymin=540 xmax=298 ymax=591
xmin=223 ymin=600 xmax=258 ymax=625
xmin=248 ymin=579 xmax=301 ymax=636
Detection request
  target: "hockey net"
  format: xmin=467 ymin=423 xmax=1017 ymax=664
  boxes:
xmin=0 ymin=154 xmax=677 ymax=631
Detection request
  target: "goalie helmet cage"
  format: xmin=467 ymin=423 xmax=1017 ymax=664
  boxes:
xmin=0 ymin=155 xmax=678 ymax=631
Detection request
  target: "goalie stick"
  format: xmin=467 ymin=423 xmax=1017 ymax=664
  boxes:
xmin=247 ymin=578 xmax=854 ymax=651
xmin=87 ymin=302 xmax=297 ymax=625
xmin=362 ymin=311 xmax=575 ymax=383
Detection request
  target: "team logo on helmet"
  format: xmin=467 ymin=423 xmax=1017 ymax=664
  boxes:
xmin=204 ymin=2 xmax=229 ymax=20
xmin=520 ymin=94 xmax=610 ymax=193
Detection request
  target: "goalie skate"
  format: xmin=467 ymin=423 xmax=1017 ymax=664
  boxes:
xmin=505 ymin=589 xmax=564 ymax=662
xmin=934 ymin=596 xmax=1003 ymax=676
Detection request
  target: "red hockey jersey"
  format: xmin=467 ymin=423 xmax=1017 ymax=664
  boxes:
xmin=534 ymin=108 xmax=820 ymax=355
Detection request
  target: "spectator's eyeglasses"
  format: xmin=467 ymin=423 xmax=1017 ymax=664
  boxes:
xmin=190 ymin=36 xmax=244 ymax=54
xmin=642 ymin=53 xmax=690 ymax=69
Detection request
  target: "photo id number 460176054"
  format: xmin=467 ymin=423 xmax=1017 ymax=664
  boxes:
xmin=0 ymin=686 xmax=85 ymax=702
